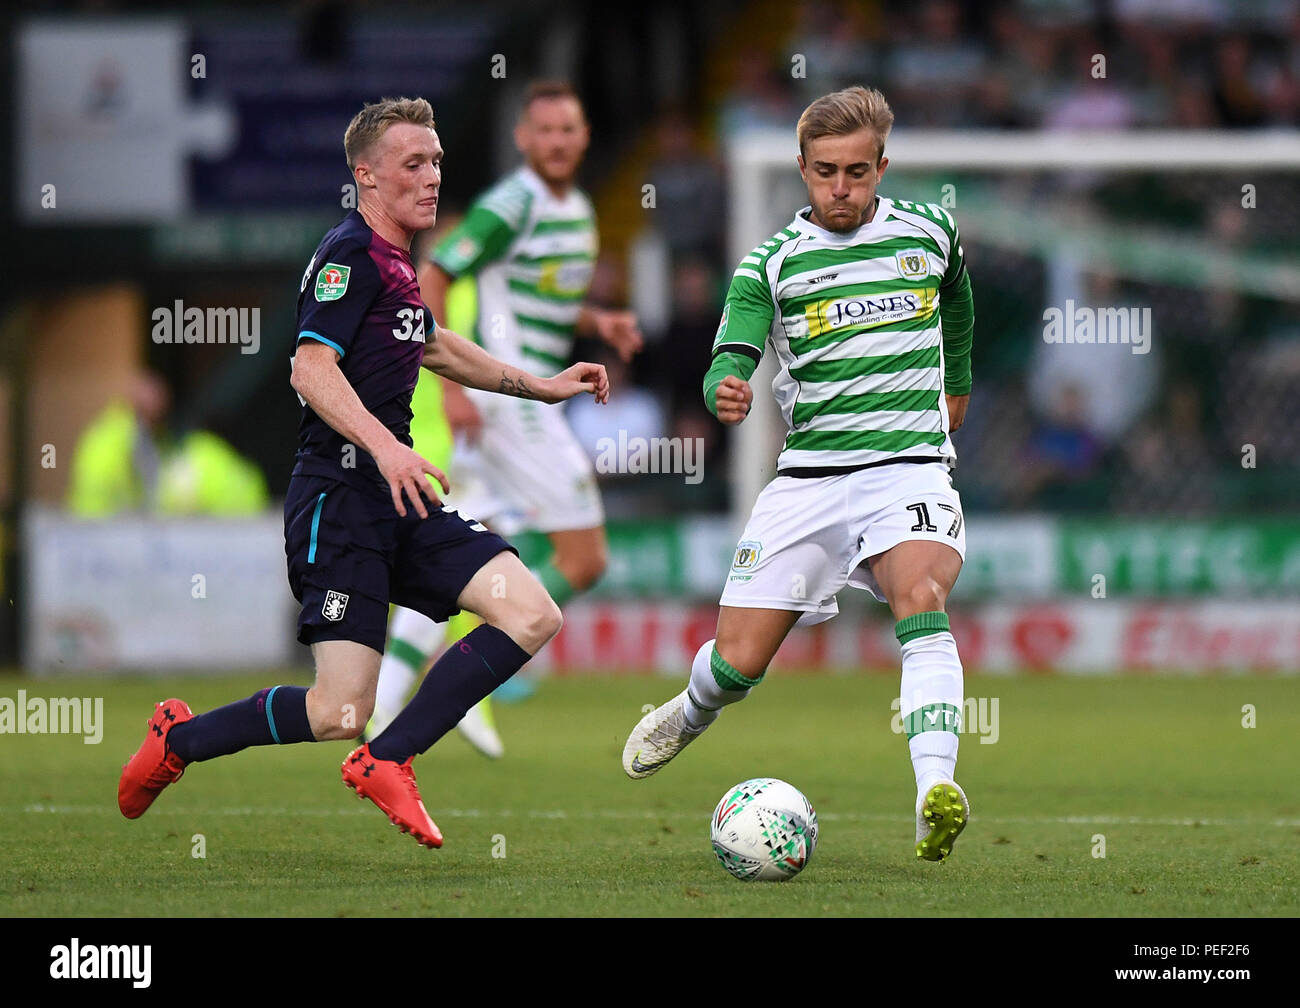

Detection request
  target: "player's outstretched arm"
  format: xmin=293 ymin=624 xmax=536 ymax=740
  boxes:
xmin=703 ymin=265 xmax=768 ymax=425
xmin=422 ymin=326 xmax=609 ymax=405
xmin=291 ymin=341 xmax=449 ymax=517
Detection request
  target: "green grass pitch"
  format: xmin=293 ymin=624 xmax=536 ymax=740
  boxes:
xmin=1 ymin=671 xmax=1296 ymax=917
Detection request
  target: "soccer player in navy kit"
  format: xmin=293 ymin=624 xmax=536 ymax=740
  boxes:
xmin=118 ymin=98 xmax=608 ymax=849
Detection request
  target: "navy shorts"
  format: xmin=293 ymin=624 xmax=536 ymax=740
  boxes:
xmin=284 ymin=474 xmax=515 ymax=654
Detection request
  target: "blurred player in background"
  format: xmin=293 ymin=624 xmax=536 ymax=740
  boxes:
xmin=367 ymin=220 xmax=506 ymax=759
xmin=623 ymin=86 xmax=976 ymax=862
xmin=370 ymin=80 xmax=643 ymax=752
xmin=119 ymin=97 xmax=608 ymax=849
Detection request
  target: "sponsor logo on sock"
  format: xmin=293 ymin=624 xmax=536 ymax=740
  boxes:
xmin=49 ymin=939 xmax=151 ymax=988
xmin=891 ymin=695 xmax=1000 ymax=744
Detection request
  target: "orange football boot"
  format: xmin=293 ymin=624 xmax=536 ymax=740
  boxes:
xmin=118 ymin=699 xmax=193 ymax=819
xmin=341 ymin=744 xmax=443 ymax=849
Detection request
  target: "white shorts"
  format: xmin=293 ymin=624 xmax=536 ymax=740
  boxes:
xmin=719 ymin=462 xmax=966 ymax=625
xmin=445 ymin=392 xmax=604 ymax=536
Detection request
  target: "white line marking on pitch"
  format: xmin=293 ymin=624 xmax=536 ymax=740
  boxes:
xmin=18 ymin=803 xmax=1300 ymax=828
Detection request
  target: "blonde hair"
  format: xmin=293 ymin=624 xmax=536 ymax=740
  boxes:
xmin=344 ymin=97 xmax=436 ymax=172
xmin=796 ymin=86 xmax=894 ymax=163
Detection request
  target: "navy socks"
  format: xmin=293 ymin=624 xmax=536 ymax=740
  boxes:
xmin=166 ymin=625 xmax=529 ymax=765
xmin=368 ymin=625 xmax=530 ymax=763
xmin=167 ymin=686 xmax=314 ymax=763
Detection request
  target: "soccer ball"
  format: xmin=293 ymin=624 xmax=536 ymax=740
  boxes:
xmin=710 ymin=778 xmax=818 ymax=881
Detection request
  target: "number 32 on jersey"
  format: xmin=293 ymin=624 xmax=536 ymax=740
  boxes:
xmin=392 ymin=307 xmax=425 ymax=342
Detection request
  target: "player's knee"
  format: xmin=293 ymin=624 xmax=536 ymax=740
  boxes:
xmin=575 ymin=546 xmax=608 ymax=590
xmin=557 ymin=546 xmax=607 ymax=592
xmin=712 ymin=640 xmax=765 ymax=684
xmin=899 ymin=577 xmax=948 ymax=618
xmin=308 ymin=692 xmax=373 ymax=741
xmin=533 ymin=597 xmax=564 ymax=649
xmin=519 ymin=596 xmax=563 ymax=654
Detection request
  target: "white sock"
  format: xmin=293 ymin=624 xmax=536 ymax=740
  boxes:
xmin=372 ymin=606 xmax=444 ymax=734
xmin=682 ymin=639 xmax=752 ymax=729
xmin=898 ymin=630 xmax=963 ymax=801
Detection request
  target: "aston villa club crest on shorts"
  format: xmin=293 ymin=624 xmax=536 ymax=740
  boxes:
xmin=322 ymin=590 xmax=350 ymax=621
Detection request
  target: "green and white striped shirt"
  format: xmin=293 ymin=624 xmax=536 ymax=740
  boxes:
xmin=715 ymin=197 xmax=967 ymax=472
xmin=432 ymin=165 xmax=597 ymax=374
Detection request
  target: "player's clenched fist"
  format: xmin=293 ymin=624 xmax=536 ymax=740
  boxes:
xmin=946 ymin=393 xmax=969 ymax=433
xmin=715 ymin=375 xmax=753 ymax=425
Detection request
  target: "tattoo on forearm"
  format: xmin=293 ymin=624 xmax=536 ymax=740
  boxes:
xmin=497 ymin=370 xmax=535 ymax=399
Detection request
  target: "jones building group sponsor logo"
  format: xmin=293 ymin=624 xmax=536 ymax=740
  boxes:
xmin=538 ymin=258 xmax=594 ymax=297
xmin=151 ymin=300 xmax=260 ymax=355
xmin=594 ymin=430 xmax=704 ymax=485
xmin=1042 ymin=300 xmax=1152 ymax=354
xmin=793 ymin=290 xmax=930 ymax=340
xmin=0 ymin=691 xmax=103 ymax=744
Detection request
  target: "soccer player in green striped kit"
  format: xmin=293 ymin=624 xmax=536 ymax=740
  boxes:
xmin=623 ymin=86 xmax=976 ymax=862
xmin=372 ymin=81 xmax=642 ymax=754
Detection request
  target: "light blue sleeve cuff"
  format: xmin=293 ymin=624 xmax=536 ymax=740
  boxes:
xmin=297 ymin=331 xmax=345 ymax=357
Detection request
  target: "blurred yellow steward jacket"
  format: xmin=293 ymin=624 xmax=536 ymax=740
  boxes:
xmin=67 ymin=401 xmax=268 ymax=517
xmin=407 ymin=275 xmax=476 ymax=470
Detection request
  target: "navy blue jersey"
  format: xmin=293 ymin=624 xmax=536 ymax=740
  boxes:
xmin=291 ymin=210 xmax=435 ymax=494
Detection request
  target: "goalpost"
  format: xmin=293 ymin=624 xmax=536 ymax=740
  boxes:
xmin=724 ymin=129 xmax=1300 ymax=526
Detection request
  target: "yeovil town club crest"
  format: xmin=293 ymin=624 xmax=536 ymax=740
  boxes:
xmin=896 ymin=249 xmax=930 ymax=280
xmin=732 ymin=541 xmax=762 ymax=570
